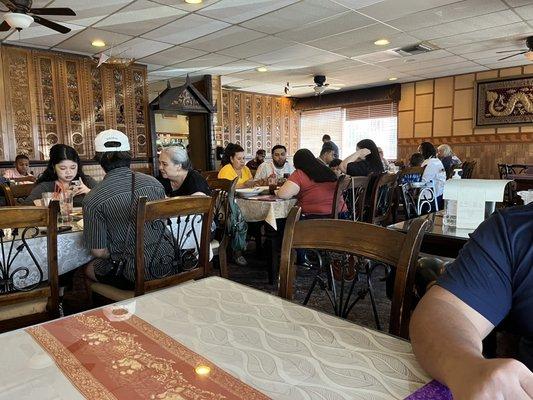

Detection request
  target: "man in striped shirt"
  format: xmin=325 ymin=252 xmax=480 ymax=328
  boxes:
xmin=83 ymin=129 xmax=173 ymax=290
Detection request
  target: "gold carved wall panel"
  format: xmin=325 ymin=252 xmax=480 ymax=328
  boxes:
xmin=0 ymin=45 xmax=150 ymax=161
xmin=221 ymin=89 xmax=299 ymax=157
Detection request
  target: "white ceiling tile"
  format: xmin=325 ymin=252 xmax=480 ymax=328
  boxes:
xmin=155 ymin=0 xmax=220 ymax=11
xmin=197 ymin=0 xmax=300 ymax=24
xmin=160 ymin=53 xmax=239 ymax=76
xmin=378 ymin=49 xmax=457 ymax=68
xmin=141 ymin=14 xmax=230 ymax=45
xmin=514 ymin=4 xmax=533 ymax=20
xmin=268 ymin=53 xmax=346 ymax=70
xmin=446 ymin=38 xmax=525 ymax=55
xmin=480 ymin=59 xmax=531 ymax=69
xmin=388 ymin=0 xmax=508 ymax=32
xmin=217 ymin=36 xmax=292 ymax=59
xmin=221 ymin=76 xmax=245 ymax=85
xmin=182 ymin=26 xmax=266 ymax=52
xmin=431 ymin=22 xmax=531 ymax=48
xmin=357 ymin=0 xmax=462 ymax=21
xmin=200 ymin=60 xmax=260 ymax=75
xmin=110 ymin=37 xmax=174 ymax=59
xmin=93 ymin=0 xmax=186 ymax=36
xmin=459 ymin=45 xmax=525 ymax=61
xmin=408 ymin=10 xmax=521 ymax=41
xmin=413 ymin=60 xmax=481 ymax=75
xmin=351 ymin=49 xmax=403 ymax=63
xmin=276 ymin=11 xmax=375 ymax=43
xmin=385 ymin=55 xmax=468 ymax=72
xmin=142 ymin=63 xmax=165 ymax=71
xmin=53 ymin=28 xmax=133 ymax=54
xmin=247 ymin=44 xmax=339 ymax=64
xmin=240 ymin=0 xmax=349 ymax=34
xmin=505 ymin=0 xmax=533 ymax=6
xmin=325 ymin=0 xmax=387 ymax=10
xmin=3 ymin=23 xmax=86 ymax=48
xmin=138 ymin=46 xmax=207 ymax=66
xmin=48 ymin=0 xmax=133 ymax=23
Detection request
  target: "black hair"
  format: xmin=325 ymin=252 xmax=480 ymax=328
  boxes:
xmin=256 ymin=149 xmax=266 ymax=156
xmin=357 ymin=139 xmax=384 ymax=173
xmin=37 ymin=144 xmax=90 ymax=184
xmin=320 ymin=143 xmax=335 ymax=157
xmin=329 ymin=158 xmax=342 ymax=168
xmin=419 ymin=141 xmax=437 ymax=159
xmin=221 ymin=143 xmax=244 ymax=166
xmin=15 ymin=154 xmax=29 ymax=163
xmin=409 ymin=153 xmax=424 ymax=167
xmin=271 ymin=145 xmax=286 ymax=154
xmin=293 ymin=149 xmax=337 ymax=183
xmin=322 ymin=134 xmax=331 ymax=141
xmin=94 ymin=151 xmax=132 ymax=173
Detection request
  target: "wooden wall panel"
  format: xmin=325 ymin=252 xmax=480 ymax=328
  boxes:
xmin=221 ymin=89 xmax=299 ymax=156
xmin=0 ymin=45 xmax=150 ymax=161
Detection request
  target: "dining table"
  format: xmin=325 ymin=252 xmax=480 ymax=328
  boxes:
xmin=0 ymin=276 xmax=441 ymax=400
xmin=236 ymin=194 xmax=296 ymax=230
xmin=387 ymin=211 xmax=475 ymax=259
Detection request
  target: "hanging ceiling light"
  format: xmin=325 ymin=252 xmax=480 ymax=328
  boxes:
xmin=4 ymin=12 xmax=34 ymax=30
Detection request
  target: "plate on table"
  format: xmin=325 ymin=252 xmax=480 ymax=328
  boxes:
xmin=236 ymin=188 xmax=263 ymax=198
xmin=255 ymin=186 xmax=270 ymax=194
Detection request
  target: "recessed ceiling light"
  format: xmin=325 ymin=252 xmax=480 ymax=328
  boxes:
xmin=388 ymin=77 xmax=398 ymax=81
xmin=92 ymin=40 xmax=106 ymax=47
xmin=185 ymin=0 xmax=202 ymax=4
xmin=256 ymin=66 xmax=268 ymax=72
xmin=374 ymin=39 xmax=390 ymax=46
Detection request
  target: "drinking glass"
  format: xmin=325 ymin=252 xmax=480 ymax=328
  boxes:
xmin=268 ymin=175 xmax=277 ymax=195
xmin=59 ymin=191 xmax=73 ymax=223
xmin=41 ymin=192 xmax=54 ymax=207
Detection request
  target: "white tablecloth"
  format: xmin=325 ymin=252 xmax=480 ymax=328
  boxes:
xmin=236 ymin=198 xmax=297 ymax=230
xmin=0 ymin=277 xmax=430 ymax=400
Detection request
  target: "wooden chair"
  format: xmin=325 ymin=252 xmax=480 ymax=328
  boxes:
xmin=279 ymin=206 xmax=427 ymax=339
xmin=0 ymin=201 xmax=60 ymax=332
xmin=201 ymin=170 xmax=220 ymax=180
xmin=332 ymin=175 xmax=369 ymax=221
xmin=460 ymin=161 xmax=476 ymax=179
xmin=0 ymin=183 xmax=35 ymax=206
xmin=207 ymin=178 xmax=238 ymax=278
xmin=89 ymin=195 xmax=215 ymax=301
xmin=368 ymin=172 xmax=398 ymax=226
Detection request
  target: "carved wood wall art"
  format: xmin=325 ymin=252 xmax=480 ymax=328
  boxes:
xmin=475 ymin=75 xmax=533 ymax=128
xmin=221 ymin=90 xmax=299 ymax=156
xmin=0 ymin=45 xmax=150 ymax=161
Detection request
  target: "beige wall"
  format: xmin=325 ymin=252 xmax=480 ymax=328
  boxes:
xmin=398 ymin=65 xmax=533 ymax=178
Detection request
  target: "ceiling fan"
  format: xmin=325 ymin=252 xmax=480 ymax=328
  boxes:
xmin=284 ymin=75 xmax=343 ymax=96
xmin=0 ymin=0 xmax=75 ymax=34
xmin=496 ymin=36 xmax=533 ymax=61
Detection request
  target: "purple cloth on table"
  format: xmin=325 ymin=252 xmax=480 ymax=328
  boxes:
xmin=405 ymin=380 xmax=453 ymax=400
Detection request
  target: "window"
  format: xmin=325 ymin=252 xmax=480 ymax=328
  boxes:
xmin=299 ymin=103 xmax=398 ymax=160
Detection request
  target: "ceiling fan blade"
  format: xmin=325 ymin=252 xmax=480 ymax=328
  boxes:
xmin=496 ymin=49 xmax=527 ymax=53
xmin=0 ymin=0 xmax=17 ymax=12
xmin=291 ymin=84 xmax=314 ymax=88
xmin=498 ymin=51 xmax=526 ymax=61
xmin=32 ymin=15 xmax=71 ymax=33
xmin=30 ymin=7 xmax=76 ymax=16
xmin=0 ymin=20 xmax=10 ymax=31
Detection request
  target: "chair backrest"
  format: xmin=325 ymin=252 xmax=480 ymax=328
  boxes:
xmin=397 ymin=166 xmax=424 ymax=185
xmin=368 ymin=172 xmax=398 ymax=225
xmin=460 ymin=161 xmax=476 ymax=179
xmin=134 ymin=195 xmax=216 ymax=296
xmin=332 ymin=175 xmax=369 ymax=221
xmin=279 ymin=206 xmax=427 ymax=339
xmin=207 ymin=177 xmax=238 ymax=237
xmin=201 ymin=170 xmax=220 ymax=180
xmin=498 ymin=163 xmax=529 ymax=178
xmin=0 ymin=201 xmax=59 ymax=331
xmin=0 ymin=183 xmax=34 ymax=206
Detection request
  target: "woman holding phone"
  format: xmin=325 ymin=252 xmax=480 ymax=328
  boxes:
xmin=23 ymin=144 xmax=97 ymax=207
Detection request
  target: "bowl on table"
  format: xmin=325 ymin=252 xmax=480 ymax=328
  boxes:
xmin=235 ymin=187 xmax=263 ymax=198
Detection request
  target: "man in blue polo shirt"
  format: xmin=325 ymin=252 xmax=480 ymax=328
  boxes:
xmin=410 ymin=203 xmax=533 ymax=399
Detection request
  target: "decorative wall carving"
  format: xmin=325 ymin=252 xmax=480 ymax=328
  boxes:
xmin=221 ymin=89 xmax=299 ymax=156
xmin=0 ymin=45 xmax=150 ymax=161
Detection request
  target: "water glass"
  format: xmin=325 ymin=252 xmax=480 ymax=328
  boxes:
xmin=59 ymin=192 xmax=73 ymax=223
xmin=41 ymin=192 xmax=54 ymax=207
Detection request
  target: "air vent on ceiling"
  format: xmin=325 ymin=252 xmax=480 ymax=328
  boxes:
xmin=394 ymin=42 xmax=436 ymax=57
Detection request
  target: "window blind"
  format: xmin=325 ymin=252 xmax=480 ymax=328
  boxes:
xmin=299 ymin=108 xmax=343 ymax=158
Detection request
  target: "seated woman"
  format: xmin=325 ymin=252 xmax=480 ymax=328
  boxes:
xmin=23 ymin=144 xmax=97 ymax=207
xmin=277 ymin=148 xmax=338 ymax=217
xmin=218 ymin=143 xmax=255 ymax=188
xmin=158 ymin=146 xmax=210 ymax=196
xmin=419 ymin=141 xmax=446 ymax=210
xmin=437 ymin=144 xmax=461 ymax=171
xmin=340 ymin=139 xmax=384 ymax=176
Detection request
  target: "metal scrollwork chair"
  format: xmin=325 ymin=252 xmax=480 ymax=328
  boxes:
xmin=0 ymin=201 xmax=60 ymax=332
xmin=279 ymin=206 xmax=427 ymax=339
xmin=89 ymin=195 xmax=216 ymax=301
xmin=207 ymin=178 xmax=238 ymax=278
xmin=0 ymin=183 xmax=35 ymax=206
xmin=332 ymin=175 xmax=369 ymax=221
xmin=396 ymin=167 xmax=425 ymax=220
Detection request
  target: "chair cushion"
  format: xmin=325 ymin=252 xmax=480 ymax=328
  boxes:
xmin=90 ymin=282 xmax=134 ymax=301
xmin=0 ymin=298 xmax=47 ymax=321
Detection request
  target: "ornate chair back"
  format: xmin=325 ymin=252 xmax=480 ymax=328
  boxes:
xmin=332 ymin=175 xmax=369 ymax=221
xmin=460 ymin=161 xmax=476 ymax=179
xmin=0 ymin=201 xmax=59 ymax=332
xmin=201 ymin=170 xmax=220 ymax=180
xmin=368 ymin=172 xmax=398 ymax=225
xmin=134 ymin=195 xmax=216 ymax=296
xmin=279 ymin=206 xmax=427 ymax=339
xmin=0 ymin=183 xmax=35 ymax=206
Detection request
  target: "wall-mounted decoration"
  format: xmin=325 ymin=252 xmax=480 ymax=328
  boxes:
xmin=475 ymin=75 xmax=533 ymax=128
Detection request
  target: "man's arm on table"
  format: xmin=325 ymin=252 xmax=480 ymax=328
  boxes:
xmin=410 ymin=286 xmax=533 ymax=400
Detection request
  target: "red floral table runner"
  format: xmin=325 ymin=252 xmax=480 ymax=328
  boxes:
xmin=26 ymin=308 xmax=270 ymax=400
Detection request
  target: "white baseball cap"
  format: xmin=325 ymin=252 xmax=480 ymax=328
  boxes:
xmin=94 ymin=129 xmax=130 ymax=152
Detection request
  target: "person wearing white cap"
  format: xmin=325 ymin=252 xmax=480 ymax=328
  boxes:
xmin=83 ymin=129 xmax=173 ymax=290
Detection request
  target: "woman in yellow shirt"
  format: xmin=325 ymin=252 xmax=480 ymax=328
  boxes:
xmin=218 ymin=143 xmax=255 ymax=188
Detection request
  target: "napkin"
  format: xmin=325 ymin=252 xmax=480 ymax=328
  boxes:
xmin=404 ymin=380 xmax=453 ymax=400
